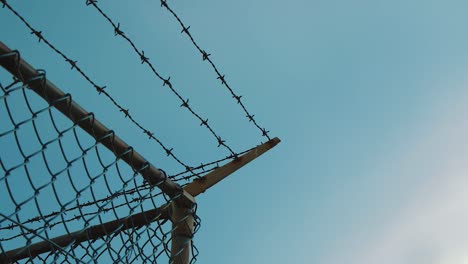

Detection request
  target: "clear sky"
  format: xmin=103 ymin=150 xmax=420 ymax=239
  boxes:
xmin=2 ymin=0 xmax=468 ymax=263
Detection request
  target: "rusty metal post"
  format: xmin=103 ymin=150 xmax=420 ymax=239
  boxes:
xmin=184 ymin=137 xmax=281 ymax=197
xmin=170 ymin=201 xmax=194 ymax=264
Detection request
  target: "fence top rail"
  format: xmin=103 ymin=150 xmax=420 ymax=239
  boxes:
xmin=0 ymin=41 xmax=194 ymax=206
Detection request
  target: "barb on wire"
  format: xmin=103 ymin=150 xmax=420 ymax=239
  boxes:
xmin=2 ymin=1 xmax=266 ymax=186
xmin=158 ymin=0 xmax=272 ymax=141
xmin=85 ymin=1 xmax=238 ymax=156
xmin=0 ymin=1 xmax=196 ymax=175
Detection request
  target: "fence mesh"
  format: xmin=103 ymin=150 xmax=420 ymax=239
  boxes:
xmin=0 ymin=50 xmax=200 ymax=263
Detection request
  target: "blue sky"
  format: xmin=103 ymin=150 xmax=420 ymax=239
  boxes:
xmin=2 ymin=0 xmax=468 ymax=263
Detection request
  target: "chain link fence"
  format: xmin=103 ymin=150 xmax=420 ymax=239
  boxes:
xmin=0 ymin=1 xmax=278 ymax=263
xmin=0 ymin=46 xmax=200 ymax=263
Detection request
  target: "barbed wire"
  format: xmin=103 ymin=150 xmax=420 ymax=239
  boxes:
xmin=1 ymin=1 xmax=275 ymax=262
xmin=85 ymin=0 xmax=238 ymax=156
xmin=1 ymin=1 xmax=261 ymax=184
xmin=0 ymin=0 xmax=199 ymax=176
xmin=158 ymin=0 xmax=271 ymax=141
xmin=170 ymin=144 xmax=257 ymax=181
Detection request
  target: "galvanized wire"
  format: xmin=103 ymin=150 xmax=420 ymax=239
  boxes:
xmin=0 ymin=57 xmax=200 ymax=263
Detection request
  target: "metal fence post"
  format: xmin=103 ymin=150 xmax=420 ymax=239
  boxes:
xmin=170 ymin=201 xmax=194 ymax=264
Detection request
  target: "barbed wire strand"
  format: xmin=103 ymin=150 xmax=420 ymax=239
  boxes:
xmin=158 ymin=0 xmax=271 ymax=140
xmin=1 ymin=1 xmax=259 ymax=183
xmin=85 ymin=0 xmax=238 ymax=156
xmin=0 ymin=0 xmax=198 ymax=175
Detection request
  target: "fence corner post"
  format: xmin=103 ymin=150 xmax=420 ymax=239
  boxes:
xmin=170 ymin=198 xmax=195 ymax=264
